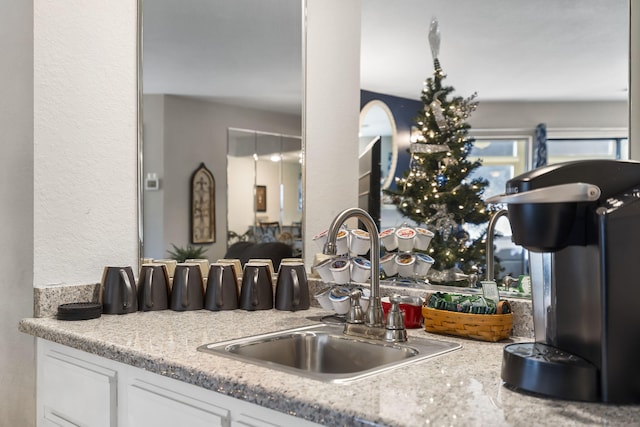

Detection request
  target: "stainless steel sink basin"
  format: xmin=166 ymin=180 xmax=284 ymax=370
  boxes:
xmin=198 ymin=323 xmax=461 ymax=383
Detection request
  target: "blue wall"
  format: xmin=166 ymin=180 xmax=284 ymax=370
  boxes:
xmin=360 ymin=90 xmax=422 ymax=190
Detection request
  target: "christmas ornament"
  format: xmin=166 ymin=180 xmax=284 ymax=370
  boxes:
xmin=435 ymin=173 xmax=448 ymax=187
xmin=430 ymin=99 xmax=446 ymax=129
xmin=442 ymin=156 xmax=458 ymax=167
xmin=411 ymin=142 xmax=450 ymax=154
xmin=428 ymin=204 xmax=456 ymax=241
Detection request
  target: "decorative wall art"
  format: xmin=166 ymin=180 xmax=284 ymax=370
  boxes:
xmin=190 ymin=163 xmax=215 ymax=244
xmin=256 ymin=185 xmax=267 ymax=212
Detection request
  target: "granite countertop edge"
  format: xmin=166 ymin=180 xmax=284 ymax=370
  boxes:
xmin=20 ymin=312 xmax=404 ymax=427
xmin=21 ymin=301 xmax=640 ymax=426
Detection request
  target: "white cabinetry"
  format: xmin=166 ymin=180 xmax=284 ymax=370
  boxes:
xmin=127 ymin=379 xmax=229 ymax=427
xmin=37 ymin=339 xmax=320 ymax=427
xmin=38 ymin=346 xmax=116 ymax=427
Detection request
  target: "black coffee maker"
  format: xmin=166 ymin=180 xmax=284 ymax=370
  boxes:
xmin=488 ymin=159 xmax=640 ymax=403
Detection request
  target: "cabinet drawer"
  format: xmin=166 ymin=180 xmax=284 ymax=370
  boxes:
xmin=127 ymin=379 xmax=230 ymax=427
xmin=40 ymin=349 xmax=117 ymax=427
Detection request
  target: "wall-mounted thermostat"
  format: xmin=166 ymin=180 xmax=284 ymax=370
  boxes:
xmin=145 ymin=173 xmax=160 ymax=191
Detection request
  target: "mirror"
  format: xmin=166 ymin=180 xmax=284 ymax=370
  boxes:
xmin=141 ymin=1 xmax=303 ymax=262
xmin=359 ymin=100 xmax=398 ymax=191
xmin=358 ymin=2 xmax=629 ymax=289
xmin=227 ymin=128 xmax=302 ymax=255
xmin=140 ymin=1 xmax=630 ymax=269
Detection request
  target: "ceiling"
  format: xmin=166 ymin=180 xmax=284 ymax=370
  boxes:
xmin=142 ymin=0 xmax=629 ymax=115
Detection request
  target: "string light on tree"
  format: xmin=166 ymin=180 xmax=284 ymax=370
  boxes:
xmin=385 ymin=17 xmax=500 ymax=281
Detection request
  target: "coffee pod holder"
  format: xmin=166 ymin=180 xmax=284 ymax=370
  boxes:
xmin=378 ymin=222 xmax=435 ymax=287
xmin=312 ymin=225 xmax=380 ymax=318
xmin=312 ymin=222 xmax=436 ymax=317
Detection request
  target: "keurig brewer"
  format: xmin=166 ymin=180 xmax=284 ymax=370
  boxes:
xmin=488 ymin=159 xmax=640 ymax=403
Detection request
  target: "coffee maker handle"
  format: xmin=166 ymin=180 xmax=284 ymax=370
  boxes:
xmin=290 ymin=268 xmax=300 ymax=307
xmin=486 ymin=182 xmax=601 ymax=204
xmin=215 ymin=267 xmax=224 ymax=308
xmin=144 ymin=268 xmax=154 ymax=309
xmin=119 ymin=268 xmax=134 ymax=310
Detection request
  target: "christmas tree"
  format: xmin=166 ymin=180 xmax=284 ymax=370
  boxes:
xmin=385 ymin=18 xmax=498 ymax=282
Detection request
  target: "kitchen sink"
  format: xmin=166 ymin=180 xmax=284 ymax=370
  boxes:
xmin=198 ymin=323 xmax=461 ymax=383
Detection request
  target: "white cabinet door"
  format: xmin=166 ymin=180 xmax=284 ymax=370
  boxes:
xmin=127 ymin=379 xmax=230 ymax=427
xmin=38 ymin=339 xmax=322 ymax=427
xmin=39 ymin=348 xmax=117 ymax=427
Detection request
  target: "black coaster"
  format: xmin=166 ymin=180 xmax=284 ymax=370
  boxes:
xmin=57 ymin=302 xmax=102 ymax=321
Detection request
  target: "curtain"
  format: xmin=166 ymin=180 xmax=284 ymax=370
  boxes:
xmin=533 ymin=123 xmax=547 ymax=168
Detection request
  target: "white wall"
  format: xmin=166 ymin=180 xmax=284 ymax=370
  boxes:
xmin=34 ymin=1 xmax=140 ymax=287
xmin=303 ymin=0 xmax=362 ymax=267
xmin=0 ymin=1 xmax=34 ymax=425
xmin=142 ymin=95 xmax=166 ymax=260
xmin=227 ymin=156 xmax=256 ymax=235
xmin=282 ymin=161 xmax=302 ymax=225
xmin=470 ymin=100 xmax=628 ymax=133
xmin=144 ymin=95 xmax=301 ymax=261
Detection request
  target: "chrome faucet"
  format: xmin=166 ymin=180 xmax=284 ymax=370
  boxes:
xmin=323 ymin=208 xmax=384 ymax=328
xmin=485 ymin=209 xmax=516 ymax=287
xmin=323 ymin=208 xmax=407 ymax=342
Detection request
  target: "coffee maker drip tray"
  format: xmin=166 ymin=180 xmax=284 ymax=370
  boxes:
xmin=501 ymin=342 xmax=599 ymax=402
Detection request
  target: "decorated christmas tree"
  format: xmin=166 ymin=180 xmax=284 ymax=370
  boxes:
xmin=385 ymin=18 xmax=498 ymax=282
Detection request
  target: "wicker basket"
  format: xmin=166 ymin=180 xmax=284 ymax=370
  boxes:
xmin=421 ymin=305 xmax=513 ymax=342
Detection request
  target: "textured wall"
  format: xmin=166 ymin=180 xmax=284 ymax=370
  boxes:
xmin=304 ymin=0 xmax=362 ymax=267
xmin=0 ymin=1 xmax=35 ymax=425
xmin=33 ymin=1 xmax=139 ymax=286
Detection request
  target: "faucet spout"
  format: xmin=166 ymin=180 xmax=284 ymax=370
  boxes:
xmin=323 ymin=208 xmax=384 ymax=327
xmin=486 ymin=209 xmax=509 ymax=282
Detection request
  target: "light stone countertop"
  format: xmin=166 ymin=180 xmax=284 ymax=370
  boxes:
xmin=19 ymin=308 xmax=640 ymax=427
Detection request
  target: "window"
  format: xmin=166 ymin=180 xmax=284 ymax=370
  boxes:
xmin=546 ymin=138 xmax=629 ymax=164
xmin=465 ymin=134 xmax=629 ymax=280
xmin=466 ymin=137 xmax=530 ymax=278
xmin=467 ymin=138 xmax=529 ymax=200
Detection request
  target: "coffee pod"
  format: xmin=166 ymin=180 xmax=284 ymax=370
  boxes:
xmin=313 ymin=230 xmax=328 ymax=251
xmin=335 ymin=229 xmax=349 ymax=255
xmin=414 ymin=253 xmax=435 ymax=277
xmin=395 ymin=253 xmax=416 ymax=278
xmin=351 ymin=257 xmax=371 ymax=283
xmin=380 ymin=252 xmax=398 ymax=277
xmin=329 ymin=258 xmax=350 ymax=284
xmin=329 ymin=286 xmax=350 ymax=315
xmin=314 ymin=287 xmax=334 ymax=310
xmin=312 ymin=257 xmax=335 ymax=283
xmin=349 ymin=229 xmax=370 ymax=255
xmin=396 ymin=227 xmax=417 ymax=252
xmin=414 ymin=227 xmax=435 ymax=251
xmin=379 ymin=228 xmax=398 ymax=251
